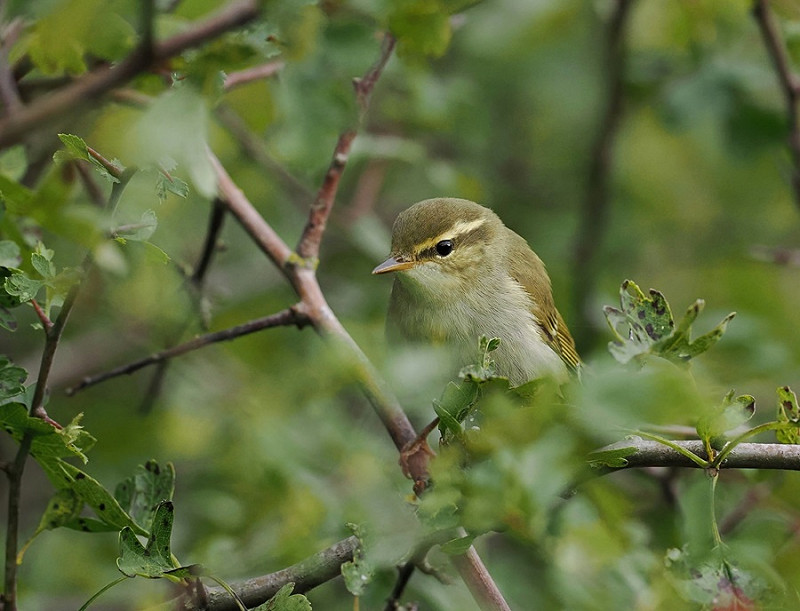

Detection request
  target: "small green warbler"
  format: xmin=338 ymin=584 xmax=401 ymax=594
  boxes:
xmin=373 ymin=198 xmax=579 ymax=385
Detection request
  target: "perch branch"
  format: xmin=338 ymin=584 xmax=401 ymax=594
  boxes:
xmin=590 ymin=438 xmax=800 ymax=473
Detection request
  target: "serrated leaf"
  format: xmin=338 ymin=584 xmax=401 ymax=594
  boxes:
xmin=4 ymin=272 xmax=43 ymax=303
xmin=604 ymin=280 xmax=734 ymax=365
xmin=115 ymin=460 xmax=175 ymax=533
xmin=776 ymin=386 xmax=800 ymax=444
xmin=156 ymin=173 xmax=189 ymax=201
xmin=255 ymin=583 xmax=312 ymax=611
xmin=116 ymin=501 xmax=177 ymax=578
xmin=56 ymin=134 xmax=92 ymax=162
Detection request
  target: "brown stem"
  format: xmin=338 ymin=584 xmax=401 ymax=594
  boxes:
xmin=572 ymin=0 xmax=634 ymax=349
xmin=753 ymin=0 xmax=800 ymax=210
xmin=223 ymin=61 xmax=286 ymax=91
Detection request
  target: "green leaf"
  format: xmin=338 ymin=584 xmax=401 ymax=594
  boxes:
xmin=0 ymin=174 xmax=34 ymax=214
xmin=4 ymin=272 xmax=43 ymax=303
xmin=390 ymin=1 xmax=453 ymax=60
xmin=31 ymin=243 xmax=56 ymax=279
xmin=696 ymin=391 xmax=755 ymax=450
xmin=587 ymin=444 xmax=639 ymax=468
xmin=0 ymin=356 xmax=27 ymax=401
xmin=439 ymin=534 xmax=475 ymax=555
xmin=43 ymin=461 xmax=145 ymax=535
xmin=776 ymin=386 xmax=800 ymax=444
xmin=114 ymin=460 xmax=176 ymax=533
xmin=434 ymin=380 xmax=480 ymax=438
xmin=604 ymin=280 xmax=734 ymax=366
xmin=116 ymin=501 xmax=185 ymax=579
xmin=156 ymin=173 xmax=190 ymax=201
xmin=0 ymin=240 xmax=21 ymax=267
xmin=340 ymin=522 xmax=373 ymax=597
xmin=56 ymin=133 xmax=93 ymax=163
xmin=254 ymin=583 xmax=312 ymax=611
xmin=116 ymin=210 xmax=158 ymax=242
xmin=0 ymin=307 xmax=17 ymax=331
xmin=116 ymin=501 xmax=178 ymax=578
xmin=55 ymin=133 xmax=122 ymax=184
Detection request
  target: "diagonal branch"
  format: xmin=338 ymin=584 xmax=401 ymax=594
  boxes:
xmin=753 ymin=0 xmax=800 ymax=210
xmin=0 ymin=0 xmax=259 ymax=148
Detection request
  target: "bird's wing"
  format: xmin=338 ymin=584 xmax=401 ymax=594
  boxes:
xmin=506 ymin=232 xmax=581 ymax=371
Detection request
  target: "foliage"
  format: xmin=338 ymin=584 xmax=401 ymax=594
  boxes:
xmin=2 ymin=1 xmax=800 ymax=610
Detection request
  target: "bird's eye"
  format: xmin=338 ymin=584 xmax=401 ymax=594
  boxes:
xmin=435 ymin=240 xmax=454 ymax=257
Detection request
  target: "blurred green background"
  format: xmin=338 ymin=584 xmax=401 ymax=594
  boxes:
xmin=2 ymin=0 xmax=800 ymax=608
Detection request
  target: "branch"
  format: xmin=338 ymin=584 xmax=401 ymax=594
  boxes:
xmin=572 ymin=0 xmax=634 ymax=349
xmin=65 ymin=307 xmax=309 ymax=395
xmin=590 ymin=438 xmax=800 ymax=473
xmin=0 ymin=0 xmax=260 ymax=148
xmin=753 ymin=0 xmax=800 ymax=210
xmin=201 ymin=536 xmax=359 ymax=610
xmin=223 ymin=60 xmax=286 ymax=91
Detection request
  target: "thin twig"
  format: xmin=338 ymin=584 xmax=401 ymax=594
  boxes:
xmin=572 ymin=0 xmax=634 ymax=349
xmin=0 ymin=0 xmax=260 ymax=148
xmin=66 ymin=307 xmax=309 ymax=395
xmin=223 ymin=61 xmax=286 ymax=91
xmin=295 ymin=130 xmax=357 ymax=262
xmin=753 ymin=0 xmax=800 ymax=210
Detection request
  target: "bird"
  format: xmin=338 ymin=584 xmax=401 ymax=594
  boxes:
xmin=372 ymin=197 xmax=579 ymax=386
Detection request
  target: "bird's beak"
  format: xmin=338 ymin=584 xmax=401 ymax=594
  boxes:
xmin=372 ymin=256 xmax=415 ymax=275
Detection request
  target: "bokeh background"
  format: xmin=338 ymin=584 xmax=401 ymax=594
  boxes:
xmin=2 ymin=0 xmax=800 ymax=608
